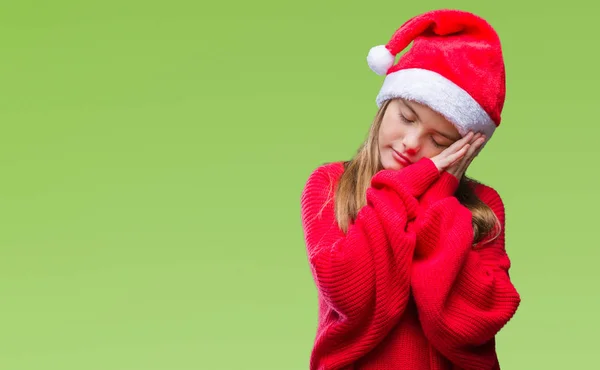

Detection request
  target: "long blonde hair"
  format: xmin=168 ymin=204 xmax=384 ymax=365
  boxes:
xmin=334 ymin=99 xmax=501 ymax=245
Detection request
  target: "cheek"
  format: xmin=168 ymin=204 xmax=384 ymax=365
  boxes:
xmin=379 ymin=120 xmax=402 ymax=144
xmin=422 ymin=147 xmax=444 ymax=159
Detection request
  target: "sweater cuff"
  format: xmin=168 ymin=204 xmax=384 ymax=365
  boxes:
xmin=405 ymin=157 xmax=442 ymax=197
xmin=371 ymin=157 xmax=440 ymax=198
xmin=418 ymin=172 xmax=460 ymax=212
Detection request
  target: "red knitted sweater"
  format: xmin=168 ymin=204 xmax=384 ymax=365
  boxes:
xmin=300 ymin=157 xmax=521 ymax=370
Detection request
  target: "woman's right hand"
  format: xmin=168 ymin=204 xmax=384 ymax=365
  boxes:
xmin=430 ymin=131 xmax=480 ymax=173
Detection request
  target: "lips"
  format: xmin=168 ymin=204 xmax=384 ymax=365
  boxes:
xmin=392 ymin=150 xmax=412 ymax=166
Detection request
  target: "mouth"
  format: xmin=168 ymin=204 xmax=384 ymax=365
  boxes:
xmin=392 ymin=149 xmax=412 ymax=166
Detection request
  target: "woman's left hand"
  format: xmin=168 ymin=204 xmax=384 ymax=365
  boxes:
xmin=446 ymin=132 xmax=486 ymax=180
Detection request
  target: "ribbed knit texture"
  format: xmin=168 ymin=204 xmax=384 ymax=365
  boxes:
xmin=300 ymin=157 xmax=521 ymax=370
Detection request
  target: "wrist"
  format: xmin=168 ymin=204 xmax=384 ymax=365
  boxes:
xmin=418 ymin=171 xmax=460 ymax=211
xmin=372 ymin=157 xmax=440 ymax=198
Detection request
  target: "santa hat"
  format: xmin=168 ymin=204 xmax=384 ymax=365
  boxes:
xmin=367 ymin=9 xmax=505 ymax=142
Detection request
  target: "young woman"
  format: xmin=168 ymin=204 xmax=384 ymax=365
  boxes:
xmin=300 ymin=9 xmax=521 ymax=370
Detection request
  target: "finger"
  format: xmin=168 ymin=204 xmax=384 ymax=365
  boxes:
xmin=470 ymin=137 xmax=486 ymax=158
xmin=466 ymin=137 xmax=482 ymax=157
xmin=457 ymin=143 xmax=474 ymax=169
xmin=471 ymin=133 xmax=483 ymax=144
xmin=447 ymin=131 xmax=474 ymax=154
xmin=450 ymin=135 xmax=485 ymax=176
xmin=437 ymin=132 xmax=481 ymax=169
xmin=463 ymin=137 xmax=485 ymax=167
xmin=458 ymin=131 xmax=475 ymax=147
xmin=445 ymin=143 xmax=470 ymax=167
xmin=476 ymin=136 xmax=486 ymax=151
xmin=457 ymin=131 xmax=482 ymax=154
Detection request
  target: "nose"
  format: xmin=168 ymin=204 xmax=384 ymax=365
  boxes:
xmin=402 ymin=131 xmax=421 ymax=154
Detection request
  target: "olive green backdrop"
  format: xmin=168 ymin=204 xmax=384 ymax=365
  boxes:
xmin=0 ymin=1 xmax=597 ymax=369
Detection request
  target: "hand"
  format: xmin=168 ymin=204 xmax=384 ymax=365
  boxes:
xmin=430 ymin=131 xmax=486 ymax=180
xmin=446 ymin=132 xmax=486 ymax=180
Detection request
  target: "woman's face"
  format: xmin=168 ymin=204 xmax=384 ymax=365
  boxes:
xmin=378 ymin=98 xmax=462 ymax=170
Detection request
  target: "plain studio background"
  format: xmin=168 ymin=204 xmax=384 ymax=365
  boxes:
xmin=0 ymin=1 xmax=597 ymax=369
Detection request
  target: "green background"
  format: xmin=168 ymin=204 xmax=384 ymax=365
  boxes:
xmin=0 ymin=0 xmax=597 ymax=369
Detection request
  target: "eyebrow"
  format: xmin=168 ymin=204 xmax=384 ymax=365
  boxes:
xmin=401 ymin=99 xmax=421 ymax=121
xmin=401 ymin=99 xmax=461 ymax=141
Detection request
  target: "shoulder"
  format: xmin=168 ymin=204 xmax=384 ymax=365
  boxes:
xmin=300 ymin=161 xmax=346 ymax=217
xmin=303 ymin=161 xmax=346 ymax=189
xmin=468 ymin=179 xmax=505 ymax=217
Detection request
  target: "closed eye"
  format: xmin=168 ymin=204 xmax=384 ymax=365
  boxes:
xmin=430 ymin=137 xmax=448 ymax=148
xmin=399 ymin=113 xmax=414 ymax=124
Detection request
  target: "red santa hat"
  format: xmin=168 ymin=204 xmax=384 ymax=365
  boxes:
xmin=367 ymin=9 xmax=505 ymax=142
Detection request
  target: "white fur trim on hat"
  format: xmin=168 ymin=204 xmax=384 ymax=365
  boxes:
xmin=376 ymin=68 xmax=497 ymax=140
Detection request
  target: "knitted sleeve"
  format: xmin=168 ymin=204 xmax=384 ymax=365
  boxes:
xmin=300 ymin=158 xmax=440 ymax=369
xmin=410 ymin=185 xmax=521 ymax=370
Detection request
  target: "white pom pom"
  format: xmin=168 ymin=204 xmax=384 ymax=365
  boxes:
xmin=367 ymin=45 xmax=394 ymax=76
